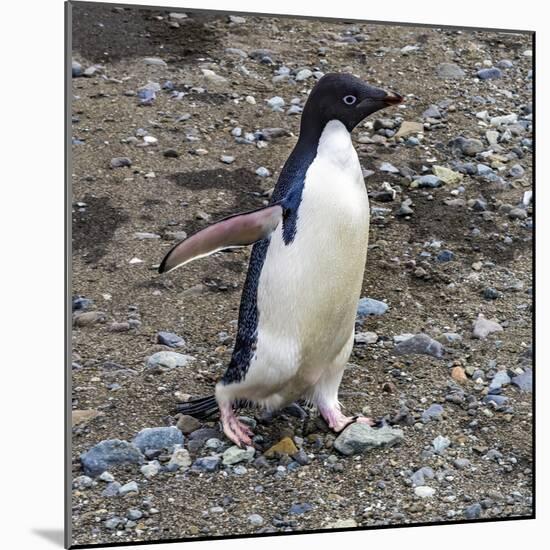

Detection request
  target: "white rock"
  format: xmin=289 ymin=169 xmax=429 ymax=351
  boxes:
xmin=415 ymin=486 xmax=436 ymax=498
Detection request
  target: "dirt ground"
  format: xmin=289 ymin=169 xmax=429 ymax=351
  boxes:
xmin=69 ymin=3 xmax=533 ymax=547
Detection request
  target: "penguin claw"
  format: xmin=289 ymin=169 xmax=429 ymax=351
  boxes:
xmin=220 ymin=404 xmax=255 ymax=447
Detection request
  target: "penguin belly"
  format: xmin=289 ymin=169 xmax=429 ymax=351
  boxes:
xmin=224 ymin=120 xmax=370 ymax=409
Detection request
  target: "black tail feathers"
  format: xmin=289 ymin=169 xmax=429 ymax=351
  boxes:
xmin=175 ymin=394 xmax=219 ymax=419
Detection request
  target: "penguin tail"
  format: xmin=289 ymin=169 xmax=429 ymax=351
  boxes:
xmin=174 ymin=394 xmax=219 ymax=419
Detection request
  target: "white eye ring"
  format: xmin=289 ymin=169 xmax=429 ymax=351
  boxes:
xmin=343 ymin=95 xmax=357 ymax=105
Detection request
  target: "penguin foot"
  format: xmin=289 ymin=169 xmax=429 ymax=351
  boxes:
xmin=318 ymin=405 xmax=374 ymax=433
xmin=220 ymin=403 xmax=254 ymax=448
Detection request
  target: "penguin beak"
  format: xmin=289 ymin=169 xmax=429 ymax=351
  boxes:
xmin=382 ymin=91 xmax=404 ymax=105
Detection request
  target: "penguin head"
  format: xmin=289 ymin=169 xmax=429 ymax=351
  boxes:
xmin=301 ymin=73 xmax=403 ymax=132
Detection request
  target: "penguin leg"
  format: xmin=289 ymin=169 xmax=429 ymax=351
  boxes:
xmin=313 ymin=341 xmax=374 ymax=432
xmin=219 ymin=402 xmax=254 ymax=448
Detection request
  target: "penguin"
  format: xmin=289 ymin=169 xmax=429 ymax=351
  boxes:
xmin=158 ymin=73 xmax=403 ymax=447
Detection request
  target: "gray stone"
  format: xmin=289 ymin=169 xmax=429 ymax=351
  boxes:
xmin=102 ymin=482 xmax=121 ymax=497
xmin=110 ymin=157 xmax=132 ymax=168
xmin=248 ymin=514 xmax=264 ymax=526
xmin=222 ymin=445 xmax=255 ymax=465
xmin=334 ymin=423 xmax=404 ymax=456
xmin=192 ymin=456 xmax=221 ymax=472
xmin=295 ymin=69 xmax=313 ymax=81
xmin=379 ymin=162 xmax=400 ymax=173
xmin=140 ymin=460 xmax=161 ymax=479
xmin=81 ymin=439 xmax=144 ymax=477
xmin=266 ymin=96 xmax=285 ymax=111
xmin=422 ymin=404 xmax=444 ymax=422
xmin=355 ymin=332 xmax=378 ymax=345
xmin=356 ymin=297 xmax=388 ymax=319
xmin=72 ymin=475 xmax=93 ymax=490
xmin=509 ymin=164 xmax=525 ymax=178
xmin=489 ymin=370 xmax=511 ymax=392
xmin=220 ymin=155 xmax=235 ymax=164
xmin=411 ymin=467 xmax=434 ymax=487
xmin=416 ymin=175 xmax=442 ymax=188
xmin=255 ymin=166 xmax=271 ymax=177
xmin=127 ymin=509 xmax=143 ymax=521
xmin=472 ymin=315 xmax=503 ymax=339
xmin=512 ymin=369 xmax=532 ymax=392
xmin=432 ymin=435 xmax=451 ymax=454
xmin=104 ymin=517 xmax=123 ymax=530
xmin=464 ymin=503 xmax=482 ymax=519
xmin=290 ymin=502 xmax=313 ymax=515
xmin=477 ymin=68 xmax=502 ymax=80
xmin=146 ymin=351 xmax=195 ymax=372
xmin=157 ymin=332 xmax=185 ymax=348
xmin=423 ymin=105 xmax=441 ymax=119
xmin=143 ymin=57 xmax=167 ymax=66
xmin=168 ymin=446 xmax=192 ymax=469
xmin=436 ymin=63 xmax=465 ymax=78
xmin=394 ymin=334 xmax=444 ymax=358
xmin=72 ymin=60 xmax=83 ymax=77
xmin=415 ymin=486 xmax=436 ymax=498
xmin=119 ymin=481 xmax=139 ymax=496
xmin=132 ymin=427 xmax=184 ymax=453
xmin=453 ymin=458 xmax=471 ymax=470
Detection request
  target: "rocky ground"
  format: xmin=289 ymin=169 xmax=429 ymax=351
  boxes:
xmin=70 ymin=4 xmax=533 ymax=547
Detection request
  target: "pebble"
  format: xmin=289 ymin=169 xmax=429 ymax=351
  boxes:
xmin=422 ymin=404 xmax=444 ymax=422
xmin=140 ymin=461 xmax=161 ymax=478
xmin=334 ymin=423 xmax=404 ymax=456
xmin=379 ymin=162 xmax=400 ymax=173
xmin=509 ymin=164 xmax=525 ymax=178
xmin=266 ymin=96 xmax=285 ymax=111
xmin=201 ymin=69 xmax=227 ymax=85
xmin=132 ymin=427 xmax=184 ymax=453
xmin=168 ymin=447 xmax=192 ymax=469
xmin=72 ymin=60 xmax=83 ymax=77
xmin=119 ymin=481 xmax=139 ymax=496
xmin=99 ymin=471 xmax=114 ymax=482
xmin=229 ymin=15 xmax=246 ymax=24
xmin=264 ymin=437 xmax=298 ymax=457
xmin=436 ymin=63 xmax=465 ymax=78
xmin=193 ymin=456 xmax=221 ymax=472
xmin=72 ymin=475 xmax=93 ymax=490
xmin=163 ymin=149 xmax=179 ymax=158
xmin=220 ymin=155 xmax=235 ymax=164
xmin=432 ymin=166 xmax=463 ymax=185
xmin=73 ymin=311 xmax=107 ymax=327
xmin=451 ymin=366 xmax=468 ymax=384
xmin=134 ymin=232 xmax=160 ymax=240
xmin=472 ymin=314 xmax=503 ymax=339
xmin=394 ymin=334 xmax=444 ymax=359
xmin=509 ymin=207 xmax=528 ymax=220
xmin=176 ymin=415 xmax=202 ymax=434
xmin=488 ymin=370 xmax=511 ymax=393
xmin=255 ymin=166 xmax=270 ymax=177
xmin=490 ymin=113 xmax=518 ymax=126
xmin=143 ymin=57 xmax=167 ymax=66
xmin=395 ymin=121 xmax=423 ymax=138
xmin=453 ymin=458 xmax=470 ymax=470
xmin=290 ymin=502 xmax=313 ymax=515
xmin=110 ymin=157 xmax=132 ymax=168
xmin=477 ymin=68 xmax=502 ymax=80
xmin=127 ymin=509 xmax=143 ymax=521
xmin=356 ymin=297 xmax=388 ymax=319
xmin=248 ymin=514 xmax=264 ymax=526
xmin=104 ymin=517 xmax=123 ymax=530
xmin=157 ymin=331 xmax=185 ymax=348
xmin=295 ymin=69 xmax=313 ymax=81
xmin=102 ymin=482 xmax=121 ymax=497
xmin=432 ymin=435 xmax=451 ymax=454
xmin=483 ymin=287 xmax=502 ymax=300
xmin=464 ymin=503 xmax=482 ymax=519
xmin=222 ymin=445 xmax=255 ymax=465
xmin=416 ymin=175 xmax=442 ymax=188
xmin=81 ymin=439 xmax=144 ymax=477
xmin=422 ymin=105 xmax=441 ymax=119
xmin=437 ymin=250 xmax=454 ymax=262
xmin=72 ymin=409 xmax=103 ymax=427
xmin=146 ymin=351 xmax=195 ymax=372
xmin=512 ymin=369 xmax=532 ymax=392
xmin=414 ymin=486 xmax=436 ymax=498
xmin=355 ymin=332 xmax=378 ymax=345
xmin=411 ymin=467 xmax=434 ymax=487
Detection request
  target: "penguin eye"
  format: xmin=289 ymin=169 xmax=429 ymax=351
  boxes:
xmin=343 ymin=95 xmax=357 ymax=105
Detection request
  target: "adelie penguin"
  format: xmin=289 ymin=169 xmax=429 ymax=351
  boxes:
xmin=158 ymin=73 xmax=403 ymax=447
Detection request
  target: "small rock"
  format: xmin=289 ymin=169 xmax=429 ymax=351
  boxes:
xmin=437 ymin=250 xmax=454 ymax=263
xmin=509 ymin=207 xmax=528 ymax=220
xmin=356 ymin=297 xmax=388 ymax=319
xmin=472 ymin=314 xmax=503 ymax=339
xmin=163 ymin=149 xmax=179 ymax=158
xmin=73 ymin=311 xmax=107 ymax=327
xmin=201 ymin=69 xmax=227 ymax=85
xmin=477 ymin=68 xmax=502 ymax=80
xmin=157 ymin=331 xmax=185 ymax=348
xmin=432 ymin=435 xmax=451 ymax=454
xmin=119 ymin=481 xmax=139 ymax=496
xmin=416 ymin=175 xmax=442 ymax=188
xmin=72 ymin=475 xmax=93 ymax=490
xmin=220 ymin=155 xmax=235 ymax=164
xmin=72 ymin=60 xmax=83 ymax=77
xmin=512 ymin=369 xmax=532 ymax=392
xmin=334 ymin=423 xmax=404 ymax=456
xmin=81 ymin=440 xmax=144 ymax=477
xmin=415 ymin=486 xmax=436 ymax=498
xmin=395 ymin=121 xmax=423 ymax=138
xmin=394 ymin=334 xmax=444 ymax=358
xmin=290 ymin=502 xmax=313 ymax=515
xmin=411 ymin=467 xmax=434 ymax=487
xmin=143 ymin=57 xmax=167 ymax=66
xmin=193 ymin=456 xmax=221 ymax=472
xmin=453 ymin=458 xmax=470 ymax=470
xmin=423 ymin=105 xmax=441 ymax=119
xmin=464 ymin=503 xmax=482 ymax=519
xmin=255 ymin=166 xmax=271 ymax=177
xmin=102 ymin=482 xmax=121 ymax=497
xmin=379 ymin=162 xmax=400 ymax=173
xmin=355 ymin=332 xmax=378 ymax=345
xmin=422 ymin=404 xmax=444 ymax=422
xmin=451 ymin=366 xmax=467 ymax=384
xmin=127 ymin=509 xmax=143 ymax=521
xmin=72 ymin=409 xmax=103 ymax=427
xmin=176 ymin=415 xmax=202 ymax=434
xmin=266 ymin=96 xmax=285 ymax=111
xmin=264 ymin=437 xmax=298 ymax=458
xmin=326 ymin=518 xmax=358 ymax=528
xmin=168 ymin=447 xmax=192 ymax=469
xmin=248 ymin=514 xmax=264 ymax=526
xmin=146 ymin=351 xmax=195 ymax=372
xmin=436 ymin=63 xmax=465 ymax=79
xmin=489 ymin=370 xmax=511 ymax=393
xmin=140 ymin=461 xmax=161 ymax=478
xmin=110 ymin=157 xmax=132 ymax=168
xmin=295 ymin=69 xmax=313 ymax=81
xmin=432 ymin=166 xmax=463 ymax=185
xmin=222 ymin=445 xmax=255 ymax=465
xmin=132 ymin=427 xmax=184 ymax=453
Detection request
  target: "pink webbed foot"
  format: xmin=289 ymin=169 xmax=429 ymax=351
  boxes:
xmin=220 ymin=403 xmax=254 ymax=448
xmin=318 ymin=404 xmax=374 ymax=433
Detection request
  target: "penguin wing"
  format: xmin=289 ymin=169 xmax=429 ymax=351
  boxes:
xmin=158 ymin=203 xmax=283 ymax=274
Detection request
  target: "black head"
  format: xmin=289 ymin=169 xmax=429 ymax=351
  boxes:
xmin=300 ymin=73 xmax=403 ymax=134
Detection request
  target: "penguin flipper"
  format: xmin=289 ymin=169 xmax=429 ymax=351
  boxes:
xmin=158 ymin=203 xmax=283 ymax=274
